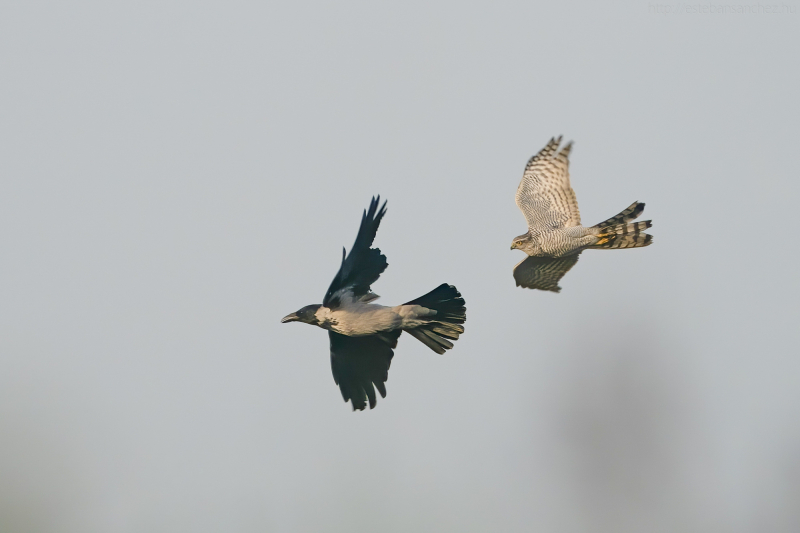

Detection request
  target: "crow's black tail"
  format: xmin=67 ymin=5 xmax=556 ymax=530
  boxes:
xmin=403 ymin=284 xmax=467 ymax=354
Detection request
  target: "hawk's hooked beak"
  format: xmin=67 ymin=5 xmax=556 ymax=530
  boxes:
xmin=510 ymin=243 xmax=516 ymax=250
xmin=281 ymin=312 xmax=300 ymax=323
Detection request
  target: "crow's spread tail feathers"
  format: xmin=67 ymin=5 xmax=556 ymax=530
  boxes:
xmin=404 ymin=284 xmax=467 ymax=354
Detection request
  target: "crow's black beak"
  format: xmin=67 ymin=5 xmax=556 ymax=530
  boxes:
xmin=281 ymin=312 xmax=300 ymax=323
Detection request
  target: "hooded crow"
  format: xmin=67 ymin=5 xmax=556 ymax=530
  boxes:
xmin=281 ymin=196 xmax=466 ymax=410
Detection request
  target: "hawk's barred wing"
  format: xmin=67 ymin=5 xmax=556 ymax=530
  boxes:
xmin=323 ymin=196 xmax=388 ymax=308
xmin=513 ymin=253 xmax=581 ymax=293
xmin=329 ymin=330 xmax=401 ymax=411
xmin=515 ymin=137 xmax=581 ymax=232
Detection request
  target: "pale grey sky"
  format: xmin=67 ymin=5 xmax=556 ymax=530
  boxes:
xmin=1 ymin=2 xmax=799 ymax=532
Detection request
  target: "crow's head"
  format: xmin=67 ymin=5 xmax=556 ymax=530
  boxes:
xmin=281 ymin=304 xmax=322 ymax=325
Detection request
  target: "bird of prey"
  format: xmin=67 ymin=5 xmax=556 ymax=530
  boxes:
xmin=511 ymin=136 xmax=653 ymax=292
xmin=281 ymin=197 xmax=467 ymax=411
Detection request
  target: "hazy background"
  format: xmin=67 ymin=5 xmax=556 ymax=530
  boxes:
xmin=1 ymin=2 xmax=798 ymax=532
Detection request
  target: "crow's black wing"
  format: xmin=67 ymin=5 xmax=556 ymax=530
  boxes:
xmin=513 ymin=253 xmax=581 ymax=293
xmin=323 ymin=196 xmax=388 ymax=308
xmin=329 ymin=330 xmax=401 ymax=411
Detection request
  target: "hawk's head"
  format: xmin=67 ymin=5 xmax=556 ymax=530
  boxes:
xmin=511 ymin=233 xmax=541 ymax=255
xmin=511 ymin=234 xmax=532 ymax=250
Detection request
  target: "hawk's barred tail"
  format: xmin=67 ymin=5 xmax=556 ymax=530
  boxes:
xmin=403 ymin=284 xmax=467 ymax=355
xmin=591 ymin=220 xmax=653 ymax=249
xmin=592 ymin=201 xmax=646 ymax=229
